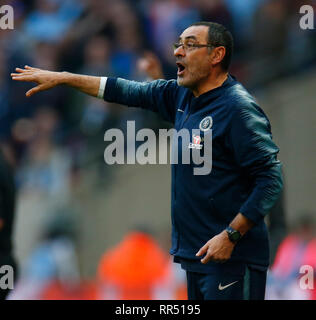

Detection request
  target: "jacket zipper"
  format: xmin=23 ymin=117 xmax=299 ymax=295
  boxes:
xmin=174 ymin=103 xmax=192 ymax=202
xmin=181 ymin=102 xmax=192 ymax=128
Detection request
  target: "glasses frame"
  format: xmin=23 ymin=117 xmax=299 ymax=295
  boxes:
xmin=173 ymin=42 xmax=215 ymax=51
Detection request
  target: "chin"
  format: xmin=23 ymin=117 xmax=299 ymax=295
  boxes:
xmin=177 ymin=77 xmax=183 ymax=86
xmin=177 ymin=76 xmax=189 ymax=86
xmin=177 ymin=77 xmax=195 ymax=89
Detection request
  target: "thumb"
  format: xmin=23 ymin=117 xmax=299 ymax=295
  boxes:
xmin=26 ymin=84 xmax=46 ymax=97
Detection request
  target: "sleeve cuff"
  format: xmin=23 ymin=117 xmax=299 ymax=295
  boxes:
xmin=97 ymin=77 xmax=107 ymax=99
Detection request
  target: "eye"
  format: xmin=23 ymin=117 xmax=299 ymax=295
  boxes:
xmin=186 ymin=43 xmax=196 ymax=48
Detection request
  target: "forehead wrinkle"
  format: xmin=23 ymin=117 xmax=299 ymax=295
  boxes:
xmin=178 ymin=35 xmax=198 ymax=43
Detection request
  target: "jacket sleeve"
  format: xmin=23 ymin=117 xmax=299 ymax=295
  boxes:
xmin=103 ymin=77 xmax=180 ymax=124
xmin=228 ymin=101 xmax=284 ymax=224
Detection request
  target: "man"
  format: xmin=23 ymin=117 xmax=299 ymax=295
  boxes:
xmin=11 ymin=22 xmax=283 ymax=300
xmin=0 ymin=147 xmax=17 ymax=300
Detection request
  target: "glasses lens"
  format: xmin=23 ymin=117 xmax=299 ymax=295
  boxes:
xmin=173 ymin=43 xmax=183 ymax=50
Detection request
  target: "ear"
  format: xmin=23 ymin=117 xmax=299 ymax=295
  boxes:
xmin=211 ymin=46 xmax=226 ymax=67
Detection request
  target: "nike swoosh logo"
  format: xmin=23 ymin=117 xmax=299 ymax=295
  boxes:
xmin=218 ymin=281 xmax=238 ymax=291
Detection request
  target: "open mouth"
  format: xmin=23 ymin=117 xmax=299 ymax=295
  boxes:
xmin=176 ymin=62 xmax=186 ymax=76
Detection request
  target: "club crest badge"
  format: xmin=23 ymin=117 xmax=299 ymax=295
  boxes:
xmin=199 ymin=116 xmax=213 ymax=132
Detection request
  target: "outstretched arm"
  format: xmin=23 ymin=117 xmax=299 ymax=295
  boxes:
xmin=12 ymin=65 xmax=180 ymax=124
xmin=11 ymin=66 xmax=102 ymax=98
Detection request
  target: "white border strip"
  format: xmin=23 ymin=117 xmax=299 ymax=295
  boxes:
xmin=97 ymin=76 xmax=107 ymax=99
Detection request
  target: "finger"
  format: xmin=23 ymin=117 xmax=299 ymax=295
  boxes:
xmin=201 ymin=251 xmax=226 ymax=264
xmin=12 ymin=75 xmax=35 ymax=82
xmin=24 ymin=65 xmax=39 ymax=71
xmin=201 ymin=252 xmax=212 ymax=264
xmin=16 ymin=68 xmax=34 ymax=74
xmin=11 ymin=71 xmax=33 ymax=77
xmin=15 ymin=67 xmax=29 ymax=73
xmin=26 ymin=84 xmax=45 ymax=97
xmin=196 ymin=244 xmax=208 ymax=256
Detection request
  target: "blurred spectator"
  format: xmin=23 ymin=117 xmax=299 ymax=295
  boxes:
xmin=196 ymin=0 xmax=233 ymax=32
xmin=0 ymin=48 xmax=11 ymax=139
xmin=80 ymin=35 xmax=113 ymax=77
xmin=0 ymin=147 xmax=17 ymax=300
xmin=137 ymin=51 xmax=164 ymax=80
xmin=266 ymin=214 xmax=316 ymax=300
xmin=0 ymin=1 xmax=30 ymax=56
xmin=109 ymin=0 xmax=144 ymax=79
xmin=223 ymin=0 xmax=263 ymax=49
xmin=147 ymin=0 xmax=200 ymax=78
xmin=268 ymin=189 xmax=287 ymax=264
xmin=73 ymin=35 xmax=114 ymax=136
xmin=29 ymin=42 xmax=67 ymax=113
xmin=9 ymin=42 xmax=67 ymax=158
xmin=7 ymin=212 xmax=90 ymax=300
xmin=97 ymin=230 xmax=186 ymax=299
xmin=285 ymin=0 xmax=316 ymax=71
xmin=248 ymin=0 xmax=289 ymax=87
xmin=16 ymin=107 xmax=71 ymax=201
xmin=57 ymin=0 xmax=112 ymax=72
xmin=22 ymin=0 xmax=84 ymax=43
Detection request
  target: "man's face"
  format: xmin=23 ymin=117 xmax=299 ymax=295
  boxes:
xmin=174 ymin=26 xmax=213 ymax=90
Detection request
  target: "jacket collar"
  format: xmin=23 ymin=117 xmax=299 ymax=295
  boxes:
xmin=188 ymin=74 xmax=237 ymax=109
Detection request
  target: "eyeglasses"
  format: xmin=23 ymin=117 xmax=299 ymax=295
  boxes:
xmin=173 ymin=42 xmax=214 ymax=51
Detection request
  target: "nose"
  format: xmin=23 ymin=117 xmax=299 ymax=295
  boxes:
xmin=174 ymin=45 xmax=185 ymax=58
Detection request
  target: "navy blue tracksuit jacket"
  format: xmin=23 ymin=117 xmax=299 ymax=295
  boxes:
xmin=103 ymin=75 xmax=283 ymax=270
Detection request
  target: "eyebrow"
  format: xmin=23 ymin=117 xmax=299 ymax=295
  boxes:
xmin=178 ymin=35 xmax=197 ymax=41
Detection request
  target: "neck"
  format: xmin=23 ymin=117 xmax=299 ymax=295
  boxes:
xmin=192 ymin=70 xmax=229 ymax=97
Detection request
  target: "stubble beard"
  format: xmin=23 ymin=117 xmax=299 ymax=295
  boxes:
xmin=177 ymin=66 xmax=211 ymax=92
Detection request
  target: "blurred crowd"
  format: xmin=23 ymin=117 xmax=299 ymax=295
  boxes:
xmin=0 ymin=0 xmax=315 ymax=299
xmin=0 ymin=0 xmax=315 ymax=165
xmin=266 ymin=215 xmax=316 ymax=300
xmin=0 ymin=0 xmax=314 ymax=186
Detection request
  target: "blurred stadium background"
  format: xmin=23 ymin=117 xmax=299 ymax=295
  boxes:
xmin=0 ymin=0 xmax=315 ymax=299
